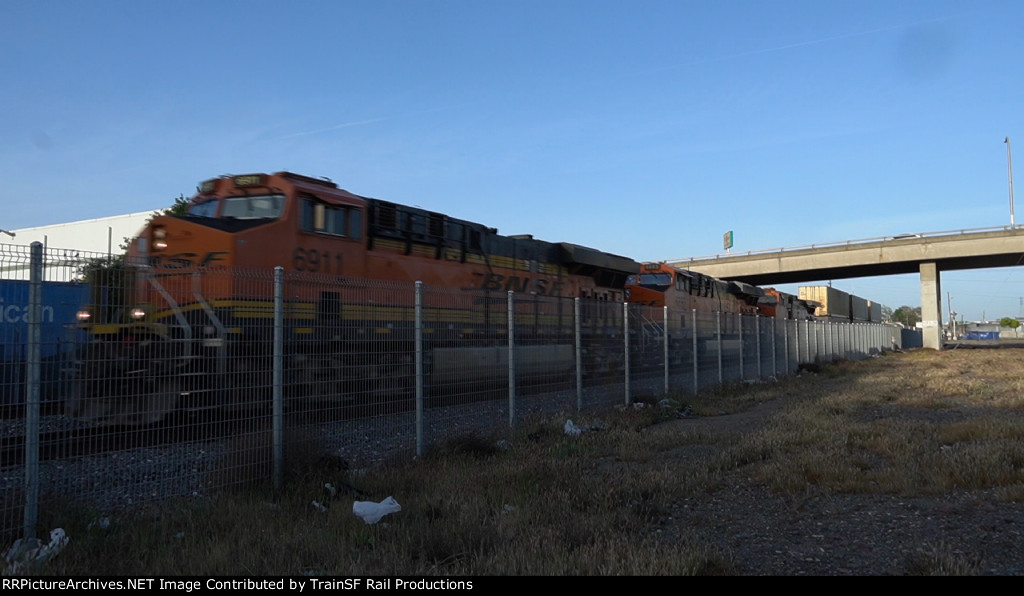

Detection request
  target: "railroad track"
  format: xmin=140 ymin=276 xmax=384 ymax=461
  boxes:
xmin=0 ymin=376 xmax=581 ymax=470
xmin=0 ymin=411 xmax=250 ymax=468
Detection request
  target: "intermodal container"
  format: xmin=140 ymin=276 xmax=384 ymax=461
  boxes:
xmin=1 ymin=280 xmax=89 ymax=406
xmin=798 ymin=286 xmax=852 ymax=320
xmin=850 ymin=295 xmax=869 ymax=322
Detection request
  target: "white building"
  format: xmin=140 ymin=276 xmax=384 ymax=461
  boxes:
xmin=2 ymin=212 xmax=155 ymax=281
xmin=8 ymin=212 xmax=155 ymax=256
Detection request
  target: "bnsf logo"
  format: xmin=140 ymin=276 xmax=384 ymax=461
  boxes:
xmin=481 ymin=273 xmax=565 ymax=296
xmin=149 ymin=251 xmax=229 ymax=269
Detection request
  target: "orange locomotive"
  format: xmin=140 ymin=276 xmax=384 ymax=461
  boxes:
xmin=66 ymin=172 xmax=639 ymax=425
xmin=756 ymin=288 xmax=819 ymax=320
xmin=623 ymin=262 xmax=762 ymax=314
xmin=135 ymin=172 xmax=633 ymax=299
xmin=621 ymin=262 xmax=765 ymax=371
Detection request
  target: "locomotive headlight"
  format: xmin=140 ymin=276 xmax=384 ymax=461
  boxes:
xmin=76 ymin=309 xmax=92 ymax=322
xmin=130 ymin=308 xmax=147 ymax=320
xmin=152 ymin=226 xmax=168 ymax=250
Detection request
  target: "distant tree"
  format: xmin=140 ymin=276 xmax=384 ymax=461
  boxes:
xmin=77 ymin=193 xmax=190 ymax=283
xmin=881 ymin=305 xmax=894 ymax=322
xmin=891 ymin=305 xmax=922 ymax=327
xmin=118 ymin=194 xmax=191 ymax=252
xmin=1000 ymin=317 xmax=1020 ymax=336
xmin=155 ymin=194 xmax=191 ymax=217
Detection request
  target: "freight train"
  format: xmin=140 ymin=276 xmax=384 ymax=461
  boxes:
xmin=60 ymin=171 xmax=886 ymax=427
xmin=63 ymin=172 xmax=642 ymax=425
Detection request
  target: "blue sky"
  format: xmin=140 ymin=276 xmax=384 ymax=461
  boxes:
xmin=2 ymin=0 xmax=1022 ymax=322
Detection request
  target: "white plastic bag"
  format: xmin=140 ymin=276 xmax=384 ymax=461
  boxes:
xmin=3 ymin=528 xmax=68 ymax=574
xmin=352 ymin=496 xmax=402 ymax=524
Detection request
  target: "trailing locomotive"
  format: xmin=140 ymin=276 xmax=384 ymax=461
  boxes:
xmin=622 ymin=262 xmax=767 ymax=362
xmin=624 ymin=263 xmax=820 ymax=320
xmin=757 ymin=288 xmax=820 ymax=320
xmin=622 ymin=264 xmax=820 ymax=361
xmin=65 ymin=172 xmax=640 ymax=425
xmin=624 ymin=262 xmax=762 ymax=314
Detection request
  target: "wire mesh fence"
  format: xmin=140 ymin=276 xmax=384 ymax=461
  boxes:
xmin=0 ymin=242 xmax=903 ymax=549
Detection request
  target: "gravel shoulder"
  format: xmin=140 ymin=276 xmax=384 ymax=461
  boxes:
xmin=643 ymin=397 xmax=1024 ymax=576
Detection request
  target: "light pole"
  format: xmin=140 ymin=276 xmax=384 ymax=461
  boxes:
xmin=1007 ymin=136 xmax=1016 ymax=227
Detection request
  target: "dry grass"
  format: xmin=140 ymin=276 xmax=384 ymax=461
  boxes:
xmin=26 ymin=348 xmax=1024 ymax=575
xmin=749 ymin=350 xmax=1024 ymax=498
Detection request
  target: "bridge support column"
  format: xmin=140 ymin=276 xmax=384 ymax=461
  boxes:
xmin=920 ymin=261 xmax=944 ymax=350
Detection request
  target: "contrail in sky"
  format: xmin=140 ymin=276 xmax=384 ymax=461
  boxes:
xmin=278 ymin=118 xmax=388 ymax=140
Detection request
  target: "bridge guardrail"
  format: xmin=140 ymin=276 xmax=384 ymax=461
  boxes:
xmin=665 ymin=224 xmax=1023 ymax=265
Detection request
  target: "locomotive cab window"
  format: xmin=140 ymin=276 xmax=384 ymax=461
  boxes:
xmin=301 ymin=198 xmax=363 ymax=239
xmin=221 ymin=194 xmax=285 ymax=219
xmin=187 ymin=200 xmax=218 ymax=218
xmin=634 ymin=273 xmax=670 ymax=287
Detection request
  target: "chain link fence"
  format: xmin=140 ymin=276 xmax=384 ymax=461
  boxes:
xmin=0 ymin=242 xmax=904 ymax=549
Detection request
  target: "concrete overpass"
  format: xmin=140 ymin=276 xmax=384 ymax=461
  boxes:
xmin=665 ymin=226 xmax=1024 ymax=350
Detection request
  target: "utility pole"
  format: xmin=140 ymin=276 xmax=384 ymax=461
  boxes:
xmin=1007 ymin=137 xmax=1016 ymax=227
xmin=948 ymin=292 xmax=955 ymax=339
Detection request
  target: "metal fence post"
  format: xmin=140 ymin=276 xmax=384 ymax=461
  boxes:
xmin=784 ymin=319 xmax=790 ymax=373
xmin=663 ymin=305 xmax=669 ymax=395
xmin=834 ymin=321 xmax=839 ymax=358
xmin=838 ymin=322 xmax=843 ymax=358
xmin=23 ymin=242 xmax=43 ymax=542
xmin=771 ymin=317 xmax=777 ymax=379
xmin=716 ymin=311 xmax=723 ymax=385
xmin=415 ymin=281 xmax=424 ymax=456
xmin=623 ymin=302 xmax=630 ymax=406
xmin=691 ymin=309 xmax=698 ymax=395
xmin=272 ymin=266 xmax=283 ymax=491
xmin=508 ymin=291 xmax=516 ymax=429
xmin=804 ymin=319 xmax=810 ymax=364
xmin=814 ymin=320 xmax=819 ymax=361
xmin=737 ymin=313 xmax=744 ymax=380
xmin=840 ymin=322 xmax=845 ymax=357
xmin=813 ymin=320 xmax=818 ymax=361
xmin=574 ymin=297 xmax=582 ymax=412
xmin=755 ymin=315 xmax=762 ymax=380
